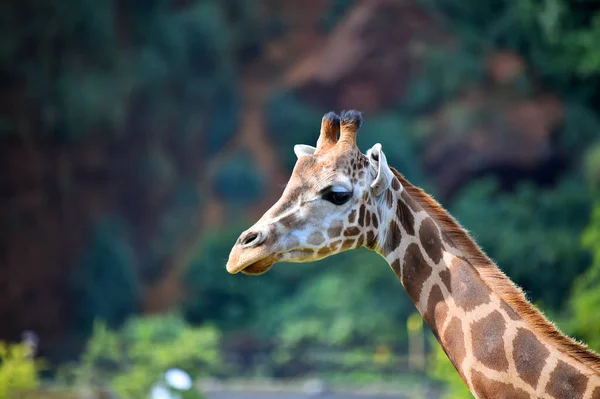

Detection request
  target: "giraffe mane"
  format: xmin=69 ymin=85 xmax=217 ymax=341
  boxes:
xmin=391 ymin=168 xmax=600 ymax=374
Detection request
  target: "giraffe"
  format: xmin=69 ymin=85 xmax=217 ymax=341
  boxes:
xmin=226 ymin=110 xmax=600 ymax=399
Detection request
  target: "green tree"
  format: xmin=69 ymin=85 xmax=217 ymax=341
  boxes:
xmin=450 ymin=175 xmax=592 ymax=308
xmin=568 ymin=202 xmax=600 ymax=351
xmin=59 ymin=315 xmax=219 ymax=398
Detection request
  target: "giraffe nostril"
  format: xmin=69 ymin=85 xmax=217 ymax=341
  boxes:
xmin=241 ymin=231 xmax=263 ymax=247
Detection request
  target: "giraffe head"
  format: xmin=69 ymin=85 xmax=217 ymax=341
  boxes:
xmin=226 ymin=110 xmax=397 ymax=275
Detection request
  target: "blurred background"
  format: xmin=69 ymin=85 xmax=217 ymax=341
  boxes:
xmin=1 ymin=0 xmax=600 ymax=398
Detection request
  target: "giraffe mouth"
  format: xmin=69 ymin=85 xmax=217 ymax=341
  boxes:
xmin=240 ymin=256 xmax=276 ymax=275
xmin=226 ymin=254 xmax=278 ymax=275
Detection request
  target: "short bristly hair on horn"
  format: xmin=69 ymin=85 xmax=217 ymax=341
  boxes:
xmin=316 ymin=111 xmax=341 ymax=152
xmin=338 ymin=109 xmax=363 ymax=147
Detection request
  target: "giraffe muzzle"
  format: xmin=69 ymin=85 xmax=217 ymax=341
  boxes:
xmin=226 ymin=228 xmax=278 ymax=274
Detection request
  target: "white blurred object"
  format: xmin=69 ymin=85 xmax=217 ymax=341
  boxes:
xmin=165 ymin=368 xmax=193 ymax=390
xmin=150 ymin=383 xmax=174 ymax=399
xmin=302 ymin=378 xmax=327 ymax=396
xmin=21 ymin=330 xmax=39 ymax=358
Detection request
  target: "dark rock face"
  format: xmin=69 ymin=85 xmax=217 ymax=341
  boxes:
xmin=284 ymin=0 xmax=450 ymax=113
xmin=423 ymin=83 xmax=564 ymax=199
xmin=286 ymin=1 xmax=563 ymax=198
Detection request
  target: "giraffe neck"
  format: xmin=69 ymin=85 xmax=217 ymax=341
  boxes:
xmin=374 ymin=174 xmax=600 ymax=399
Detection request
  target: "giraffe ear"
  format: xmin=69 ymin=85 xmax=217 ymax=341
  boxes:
xmin=294 ymin=144 xmax=317 ymax=158
xmin=367 ymin=143 xmax=394 ymax=196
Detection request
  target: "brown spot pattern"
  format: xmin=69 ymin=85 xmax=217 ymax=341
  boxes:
xmin=390 ymin=259 xmax=401 ymax=277
xmin=401 ymin=243 xmax=432 ymax=302
xmin=592 ymin=387 xmax=600 ymax=399
xmin=341 ymin=239 xmax=355 ymax=250
xmin=500 ymin=300 xmax=521 ymax=321
xmin=383 ymin=220 xmax=402 ymax=254
xmin=546 ymin=360 xmax=588 ymax=399
xmin=391 ymin=177 xmax=401 ymax=191
xmin=446 ymin=257 xmax=491 ymax=311
xmin=348 ymin=209 xmax=356 ymax=224
xmin=365 ymin=210 xmax=371 ymax=226
xmin=329 ymin=240 xmax=342 ymax=251
xmin=419 ymin=218 xmax=443 ymax=263
xmin=397 ymin=199 xmax=415 ymax=235
xmin=356 ymin=234 xmax=364 ymax=247
xmin=472 ymin=311 xmax=509 ymax=372
xmin=287 ymin=236 xmax=300 ymax=249
xmin=439 ymin=269 xmax=451 ymax=292
xmin=344 ymin=226 xmax=360 ymax=236
xmin=317 ymin=247 xmax=330 ymax=257
xmin=307 ymin=231 xmax=325 ymax=246
xmin=442 ymin=231 xmax=457 ymax=249
xmin=279 ymin=213 xmax=298 ymax=228
xmin=512 ymin=328 xmax=550 ymax=388
xmin=442 ymin=317 xmax=466 ymax=369
xmin=372 ymin=213 xmax=379 ymax=228
xmin=385 ymin=189 xmax=394 ymax=208
xmin=424 ymin=285 xmax=447 ymax=337
xmin=358 ymin=205 xmax=366 ymax=226
xmin=401 ymin=190 xmax=421 ymax=213
xmin=366 ymin=231 xmax=376 ymax=248
xmin=471 ymin=370 xmax=530 ymax=399
xmin=327 ymin=222 xmax=343 ymax=238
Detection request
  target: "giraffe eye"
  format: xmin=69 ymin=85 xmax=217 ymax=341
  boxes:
xmin=322 ymin=188 xmax=352 ymax=205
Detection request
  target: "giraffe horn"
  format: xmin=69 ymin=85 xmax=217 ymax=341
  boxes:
xmin=316 ymin=111 xmax=341 ymax=152
xmin=338 ymin=109 xmax=362 ymax=147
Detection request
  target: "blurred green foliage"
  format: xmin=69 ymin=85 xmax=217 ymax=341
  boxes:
xmin=210 ymin=152 xmax=265 ymax=206
xmin=568 ymin=203 xmax=600 ymax=351
xmin=428 ymin=338 xmax=472 ymax=399
xmin=58 ymin=315 xmax=219 ymax=398
xmin=70 ymin=217 xmax=140 ymax=335
xmin=450 ymin=175 xmax=592 ymax=308
xmin=266 ymin=91 xmax=324 ymax=171
xmin=0 ymin=342 xmax=40 ymax=399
